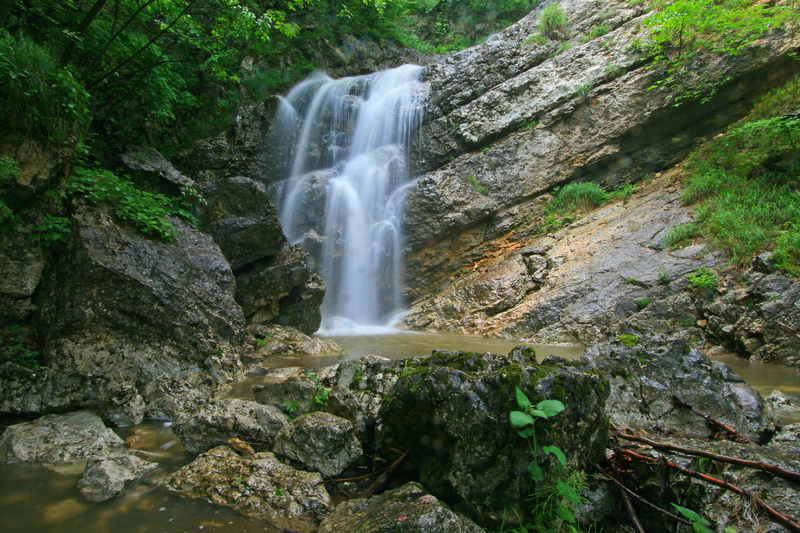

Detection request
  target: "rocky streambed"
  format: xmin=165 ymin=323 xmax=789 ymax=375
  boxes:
xmin=1 ymin=332 xmax=798 ymax=532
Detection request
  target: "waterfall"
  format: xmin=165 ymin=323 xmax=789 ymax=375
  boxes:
xmin=271 ymin=64 xmax=424 ymax=334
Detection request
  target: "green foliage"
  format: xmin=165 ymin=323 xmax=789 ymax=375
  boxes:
xmin=617 ymin=334 xmax=639 ymax=346
xmin=509 ymin=387 xmax=586 ymax=532
xmin=282 ymin=400 xmax=300 ymax=419
xmin=584 ymin=22 xmax=610 ymax=41
xmin=309 ymin=372 xmax=331 ymax=409
xmin=657 ymin=266 xmax=670 ymax=284
xmin=466 ymin=175 xmax=490 ymax=196
xmin=539 ymin=2 xmax=568 ymax=40
xmin=67 ymin=167 xmax=200 ymax=241
xmin=552 ymin=182 xmax=607 ymax=212
xmin=634 ymin=298 xmax=651 ymax=310
xmin=679 ymin=78 xmax=800 ymax=273
xmin=553 ymin=41 xmax=573 ymax=56
xmin=0 ymin=30 xmax=89 ymax=147
xmin=624 ymin=277 xmax=638 ymax=285
xmin=524 ymin=33 xmax=548 ymax=47
xmin=644 ymin=0 xmax=798 ymax=105
xmin=576 ymin=83 xmax=592 ymax=103
xmin=662 ymin=222 xmax=700 ymax=249
xmin=670 ymin=504 xmax=736 ymax=533
xmin=1 ymin=324 xmax=41 ymax=369
xmin=255 ymin=332 xmax=273 ymax=347
xmin=35 ymin=215 xmax=71 ymax=247
xmin=687 ymin=267 xmax=718 ymax=289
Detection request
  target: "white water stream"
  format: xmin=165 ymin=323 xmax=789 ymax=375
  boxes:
xmin=271 ymin=65 xmax=424 ymax=335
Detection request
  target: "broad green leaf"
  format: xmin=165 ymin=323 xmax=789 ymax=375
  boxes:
xmin=556 ymin=479 xmax=580 ymax=504
xmin=555 ymin=503 xmax=576 ymax=523
xmin=529 ymin=409 xmax=546 ymax=418
xmin=509 ymin=411 xmax=535 ymax=428
xmin=535 ymin=399 xmax=565 ymax=418
xmin=543 ymin=445 xmax=567 ymax=467
xmin=515 ymin=386 xmax=531 ymax=409
xmin=517 ymin=427 xmax=535 ymax=438
xmin=672 ymin=504 xmax=702 ymax=523
xmin=528 ymin=461 xmax=544 ymax=482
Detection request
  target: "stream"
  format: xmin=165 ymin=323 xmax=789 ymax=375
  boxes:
xmin=1 ymin=333 xmax=798 ymax=532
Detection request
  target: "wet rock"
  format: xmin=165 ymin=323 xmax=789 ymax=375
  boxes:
xmin=582 ymin=334 xmax=774 ymax=442
xmin=243 ymin=324 xmax=343 ymax=365
xmin=36 ymin=203 xmax=245 ymax=388
xmin=119 ymin=146 xmax=195 ymax=197
xmin=77 ymin=452 xmax=156 ymax=502
xmin=142 ymin=372 xmax=229 ymax=420
xmin=0 ymin=411 xmax=123 ymax=463
xmin=0 ymin=228 xmax=44 ymax=324
xmin=273 ymin=411 xmax=362 ymax=478
xmin=704 ymin=273 xmax=800 ymax=368
xmin=253 ymin=376 xmax=317 ymax=417
xmin=379 ymin=349 xmax=609 ymax=522
xmin=172 ymin=398 xmax=288 ymax=454
xmin=96 ymin=381 xmax=146 ymax=426
xmin=318 ymin=481 xmax=483 ymax=532
xmin=163 ymin=445 xmax=330 ymax=528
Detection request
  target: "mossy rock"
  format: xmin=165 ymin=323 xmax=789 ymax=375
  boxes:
xmin=378 ymin=348 xmax=609 ymax=525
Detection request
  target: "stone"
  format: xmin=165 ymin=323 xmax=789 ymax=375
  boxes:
xmin=0 ymin=228 xmax=44 ymax=323
xmin=273 ymin=411 xmax=363 ymax=478
xmin=253 ymin=376 xmax=317 ymax=416
xmin=162 ymin=445 xmax=330 ymax=529
xmin=172 ymin=398 xmax=289 ymax=454
xmin=36 ymin=203 xmax=245 ymax=388
xmin=318 ymin=481 xmax=483 ymax=532
xmin=581 ymin=334 xmax=775 ymax=442
xmin=77 ymin=453 xmax=156 ymax=502
xmin=243 ymin=324 xmax=344 ymax=363
xmin=119 ymin=146 xmax=195 ymax=197
xmin=379 ymin=349 xmax=609 ymax=523
xmin=0 ymin=411 xmax=123 ymax=464
xmin=142 ymin=372 xmax=229 ymax=420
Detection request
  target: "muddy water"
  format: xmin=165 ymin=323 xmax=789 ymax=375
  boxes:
xmin=1 ymin=333 xmax=798 ymax=532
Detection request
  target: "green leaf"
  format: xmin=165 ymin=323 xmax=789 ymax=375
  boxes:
xmin=510 ymin=411 xmax=535 ymax=428
xmin=555 ymin=503 xmax=576 ymax=523
xmin=557 ymin=479 xmax=580 ymax=504
xmin=517 ymin=427 xmax=535 ymax=438
xmin=543 ymin=445 xmax=567 ymax=467
xmin=535 ymin=399 xmax=565 ymax=418
xmin=672 ymin=504 xmax=703 ymax=523
xmin=515 ymin=386 xmax=531 ymax=409
xmin=528 ymin=461 xmax=543 ymax=482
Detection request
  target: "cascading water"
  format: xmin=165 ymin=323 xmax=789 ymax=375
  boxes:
xmin=271 ymin=64 xmax=424 ymax=334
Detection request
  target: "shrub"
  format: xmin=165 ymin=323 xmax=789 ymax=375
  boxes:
xmin=0 ymin=31 xmax=89 ymax=147
xmin=539 ymin=2 xmax=568 ymax=40
xmin=0 ymin=156 xmax=19 ymax=229
xmin=618 ymin=334 xmax=639 ymax=346
xmin=552 ymin=182 xmax=607 ymax=212
xmin=687 ymin=267 xmax=718 ymax=289
xmin=635 ymin=298 xmax=651 ymax=310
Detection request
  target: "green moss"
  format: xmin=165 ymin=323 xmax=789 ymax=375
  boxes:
xmin=617 ymin=334 xmax=639 ymax=347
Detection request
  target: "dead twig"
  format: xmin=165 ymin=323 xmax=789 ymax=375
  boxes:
xmin=603 ymin=472 xmax=691 ymax=527
xmin=672 ymin=395 xmax=755 ymax=443
xmin=359 ymin=450 xmax=409 ymax=499
xmin=613 ymin=430 xmax=800 ymax=484
xmin=619 ymin=448 xmax=800 ymax=532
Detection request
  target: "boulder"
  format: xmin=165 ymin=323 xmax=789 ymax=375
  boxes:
xmin=273 ymin=411 xmax=362 ymax=478
xmin=0 ymin=227 xmax=44 ymax=324
xmin=253 ymin=376 xmax=317 ymax=417
xmin=318 ymin=481 xmax=483 ymax=533
xmin=379 ymin=348 xmax=609 ymax=522
xmin=142 ymin=372 xmax=230 ymax=420
xmin=171 ymin=398 xmax=288 ymax=454
xmin=77 ymin=452 xmax=156 ymax=502
xmin=162 ymin=445 xmax=330 ymax=530
xmin=119 ymin=146 xmax=196 ymax=197
xmin=242 ymin=324 xmax=344 ymax=366
xmin=0 ymin=410 xmax=123 ymax=463
xmin=581 ymin=334 xmax=774 ymax=442
xmin=36 ymin=203 xmax=245 ymax=387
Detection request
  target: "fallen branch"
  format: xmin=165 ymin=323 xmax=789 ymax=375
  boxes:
xmin=613 ymin=430 xmax=800 ymax=484
xmin=360 ymin=450 xmax=409 ymax=499
xmin=620 ymin=483 xmax=646 ymax=533
xmin=672 ymin=395 xmax=755 ymax=443
xmin=619 ymin=449 xmax=800 ymax=532
xmin=603 ymin=472 xmax=691 ymax=527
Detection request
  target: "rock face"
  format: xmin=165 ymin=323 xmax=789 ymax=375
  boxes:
xmin=37 ymin=203 xmax=245 ymax=386
xmin=171 ymin=398 xmax=289 ymax=453
xmin=318 ymin=481 xmax=483 ymax=533
xmin=704 ymin=272 xmax=800 ymax=368
xmin=582 ymin=334 xmax=774 ymax=442
xmin=253 ymin=376 xmax=318 ymax=416
xmin=379 ymin=349 xmax=609 ymax=522
xmin=163 ymin=445 xmax=330 ymax=530
xmin=399 ymin=0 xmax=800 ymax=344
xmin=0 ymin=411 xmax=123 ymax=463
xmin=77 ymin=453 xmax=156 ymax=502
xmin=0 ymin=228 xmax=44 ymax=323
xmin=273 ymin=411 xmax=363 ymax=478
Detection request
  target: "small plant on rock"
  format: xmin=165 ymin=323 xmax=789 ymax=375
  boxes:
xmin=687 ymin=267 xmax=718 ymax=290
xmin=617 ymin=334 xmax=639 ymax=347
xmin=539 ymin=2 xmax=569 ymax=40
xmin=509 ymin=387 xmax=586 ymax=531
xmin=634 ymin=298 xmax=651 ymax=310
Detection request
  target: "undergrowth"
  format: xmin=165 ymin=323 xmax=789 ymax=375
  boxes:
xmin=680 ymin=75 xmax=800 ymax=275
xmin=538 ymin=182 xmax=636 ymax=234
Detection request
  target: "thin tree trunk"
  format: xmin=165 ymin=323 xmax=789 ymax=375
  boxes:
xmin=60 ymin=0 xmax=110 ymax=66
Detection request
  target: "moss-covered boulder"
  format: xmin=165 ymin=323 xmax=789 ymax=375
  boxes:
xmin=378 ymin=348 xmax=609 ymax=523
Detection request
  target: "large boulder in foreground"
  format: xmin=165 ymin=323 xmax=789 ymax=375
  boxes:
xmin=581 ymin=334 xmax=774 ymax=442
xmin=0 ymin=410 xmax=123 ymax=463
xmin=379 ymin=349 xmax=609 ymax=522
xmin=36 ymin=203 xmax=245 ymax=386
xmin=163 ymin=445 xmax=330 ymax=532
xmin=318 ymin=481 xmax=483 ymax=533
